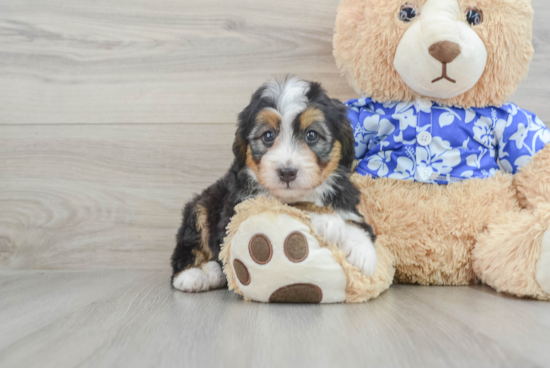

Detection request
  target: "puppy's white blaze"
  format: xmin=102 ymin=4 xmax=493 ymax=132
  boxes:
xmin=263 ymin=76 xmax=310 ymax=120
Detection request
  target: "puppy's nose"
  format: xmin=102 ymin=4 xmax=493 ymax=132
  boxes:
xmin=278 ymin=167 xmax=298 ymax=183
xmin=429 ymin=41 xmax=461 ymax=64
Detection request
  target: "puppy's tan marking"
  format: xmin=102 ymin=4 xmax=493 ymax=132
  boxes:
xmin=300 ymin=107 xmax=325 ymax=131
xmin=189 ymin=205 xmax=213 ymax=268
xmin=246 ymin=146 xmax=261 ymax=175
xmin=290 ymin=202 xmax=334 ymax=214
xmin=257 ymin=109 xmax=281 ymax=130
xmin=318 ymin=141 xmax=342 ymax=181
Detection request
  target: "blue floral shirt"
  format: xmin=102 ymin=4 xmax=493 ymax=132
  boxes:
xmin=346 ymin=98 xmax=550 ymax=184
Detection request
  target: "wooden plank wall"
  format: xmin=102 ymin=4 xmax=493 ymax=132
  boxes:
xmin=1 ymin=0 xmax=549 ymax=270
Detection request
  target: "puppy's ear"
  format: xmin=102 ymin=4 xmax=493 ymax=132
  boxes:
xmin=233 ymin=86 xmax=267 ymax=166
xmin=331 ymin=98 xmax=355 ymax=169
xmin=233 ymin=114 xmax=250 ymax=167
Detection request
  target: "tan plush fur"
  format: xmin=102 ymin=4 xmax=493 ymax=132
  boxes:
xmin=514 ymin=144 xmax=550 ymax=209
xmin=333 ymin=0 xmax=533 ymax=108
xmin=352 ymin=144 xmax=550 ymax=300
xmin=220 ymin=196 xmax=393 ymax=303
xmin=473 ymin=204 xmax=550 ymax=300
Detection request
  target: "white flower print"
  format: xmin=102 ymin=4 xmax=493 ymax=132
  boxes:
xmin=506 ymin=103 xmax=518 ymax=117
xmin=417 ymin=137 xmax=461 ymax=176
xmin=535 ymin=117 xmax=550 ymax=144
xmin=367 ymin=151 xmax=392 ymax=176
xmin=482 ymin=168 xmax=498 ymax=177
xmin=473 ymin=116 xmax=496 ymax=148
xmin=466 ymin=148 xmax=487 ymax=169
xmin=388 ymin=156 xmax=415 ymax=180
xmin=434 ymin=107 xmax=461 ymax=128
xmin=392 ymin=104 xmax=416 ymax=131
xmin=509 ymin=123 xmax=528 ymax=149
xmin=499 ymin=159 xmax=513 ymax=173
xmin=348 ymin=98 xmax=549 ymax=182
xmin=514 ymin=155 xmax=532 ymax=168
xmin=355 ymin=114 xmax=396 ymax=152
xmin=465 ymin=109 xmax=476 ymax=123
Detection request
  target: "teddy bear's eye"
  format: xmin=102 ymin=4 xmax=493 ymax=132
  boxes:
xmin=399 ymin=3 xmax=418 ymax=23
xmin=466 ymin=8 xmax=483 ymax=26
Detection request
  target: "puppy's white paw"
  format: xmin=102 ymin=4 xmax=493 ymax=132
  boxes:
xmin=536 ymin=229 xmax=550 ymax=295
xmin=342 ymin=225 xmax=377 ymax=276
xmin=308 ymin=213 xmax=347 ymax=245
xmin=200 ymin=261 xmax=227 ymax=289
xmin=172 ymin=267 xmax=210 ymax=292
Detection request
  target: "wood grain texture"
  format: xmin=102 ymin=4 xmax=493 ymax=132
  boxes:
xmin=0 ymin=123 xmax=234 ymax=270
xmin=0 ymin=0 xmax=355 ymax=124
xmin=0 ymin=0 xmax=549 ymax=124
xmin=1 ymin=271 xmax=549 ymax=368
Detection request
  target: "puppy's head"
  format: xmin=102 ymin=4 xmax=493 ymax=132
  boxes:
xmin=233 ymin=76 xmax=354 ymax=203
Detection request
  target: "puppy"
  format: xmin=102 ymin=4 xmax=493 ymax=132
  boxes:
xmin=171 ymin=76 xmax=377 ymax=292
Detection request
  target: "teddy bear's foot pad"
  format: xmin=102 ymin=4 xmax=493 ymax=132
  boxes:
xmin=229 ymin=212 xmax=347 ymax=303
xmin=536 ymin=229 xmax=550 ymax=294
xmin=269 ymin=283 xmax=323 ymax=303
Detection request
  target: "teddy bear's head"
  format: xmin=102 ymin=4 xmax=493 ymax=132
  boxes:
xmin=333 ymin=0 xmax=534 ymax=108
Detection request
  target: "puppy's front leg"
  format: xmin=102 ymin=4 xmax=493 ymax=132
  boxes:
xmin=309 ymin=212 xmax=377 ymax=276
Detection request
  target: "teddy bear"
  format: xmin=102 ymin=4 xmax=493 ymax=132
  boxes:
xmin=220 ymin=0 xmax=550 ymax=302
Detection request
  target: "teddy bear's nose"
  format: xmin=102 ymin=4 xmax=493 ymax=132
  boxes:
xmin=429 ymin=41 xmax=461 ymax=64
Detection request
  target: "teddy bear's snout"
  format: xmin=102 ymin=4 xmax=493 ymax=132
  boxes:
xmin=429 ymin=41 xmax=461 ymax=64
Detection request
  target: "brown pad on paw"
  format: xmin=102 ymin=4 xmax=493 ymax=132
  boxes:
xmin=269 ymin=283 xmax=322 ymax=303
xmin=284 ymin=232 xmax=309 ymax=263
xmin=233 ymin=259 xmax=251 ymax=285
xmin=249 ymin=234 xmax=273 ymax=264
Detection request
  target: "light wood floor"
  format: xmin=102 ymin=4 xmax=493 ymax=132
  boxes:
xmin=1 ymin=0 xmax=550 ymax=367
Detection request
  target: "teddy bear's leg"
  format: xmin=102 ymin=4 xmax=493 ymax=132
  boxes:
xmin=473 ymin=204 xmax=550 ymax=300
xmin=514 ymin=144 xmax=550 ymax=209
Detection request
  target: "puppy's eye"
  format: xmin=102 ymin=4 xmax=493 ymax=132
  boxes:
xmin=466 ymin=8 xmax=483 ymax=26
xmin=305 ymin=130 xmax=319 ymax=143
xmin=262 ymin=131 xmax=275 ymax=144
xmin=399 ymin=3 xmax=418 ymax=22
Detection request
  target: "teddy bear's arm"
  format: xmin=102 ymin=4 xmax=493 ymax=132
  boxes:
xmin=497 ymin=106 xmax=550 ymax=173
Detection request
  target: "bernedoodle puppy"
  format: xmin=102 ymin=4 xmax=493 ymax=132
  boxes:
xmin=171 ymin=77 xmax=377 ymax=292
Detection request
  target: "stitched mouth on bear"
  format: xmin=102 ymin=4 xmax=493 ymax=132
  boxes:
xmin=429 ymin=41 xmax=461 ymax=84
xmin=432 ymin=63 xmax=456 ymax=84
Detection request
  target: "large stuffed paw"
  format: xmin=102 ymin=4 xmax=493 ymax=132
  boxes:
xmin=225 ymin=212 xmax=347 ymax=303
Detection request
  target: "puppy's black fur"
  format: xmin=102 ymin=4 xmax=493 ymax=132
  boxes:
xmin=171 ymin=80 xmax=375 ymax=282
